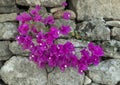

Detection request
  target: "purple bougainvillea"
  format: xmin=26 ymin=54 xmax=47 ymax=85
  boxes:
xmin=62 ymin=11 xmax=71 ymax=20
xmin=16 ymin=2 xmax=104 ymax=74
xmin=62 ymin=1 xmax=68 ymax=7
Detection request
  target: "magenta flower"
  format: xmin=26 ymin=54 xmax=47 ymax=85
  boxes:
xmin=63 ymin=42 xmax=75 ymax=53
xmin=33 ymin=15 xmax=42 ymax=22
xmin=16 ymin=35 xmax=25 ymax=45
xmin=38 ymin=55 xmax=47 ymax=68
xmin=18 ymin=23 xmax=29 ymax=35
xmin=29 ymin=54 xmax=38 ymax=62
xmin=70 ymin=55 xmax=78 ymax=68
xmin=62 ymin=2 xmax=68 ymax=7
xmin=91 ymin=55 xmax=100 ymax=65
xmin=80 ymin=42 xmax=104 ymax=67
xmin=30 ymin=5 xmax=41 ymax=16
xmin=62 ymin=11 xmax=71 ymax=20
xmin=80 ymin=48 xmax=90 ymax=59
xmin=30 ymin=9 xmax=39 ymax=16
xmin=22 ymin=35 xmax=34 ymax=50
xmin=88 ymin=42 xmax=104 ymax=56
xmin=49 ymin=26 xmax=60 ymax=39
xmin=43 ymin=15 xmax=55 ymax=25
xmin=31 ymin=26 xmax=38 ymax=34
xmin=36 ymin=31 xmax=45 ymax=43
xmin=60 ymin=25 xmax=71 ymax=35
xmin=35 ymin=5 xmax=41 ymax=11
xmin=16 ymin=12 xmax=32 ymax=23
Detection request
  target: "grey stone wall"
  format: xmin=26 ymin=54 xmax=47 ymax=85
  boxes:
xmin=0 ymin=0 xmax=120 ymax=85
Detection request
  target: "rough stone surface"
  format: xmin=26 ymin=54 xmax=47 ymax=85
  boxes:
xmin=112 ymin=27 xmax=120 ymax=41
xmin=84 ymin=76 xmax=92 ymax=85
xmin=0 ymin=13 xmax=17 ymax=22
xmin=77 ymin=18 xmax=110 ymax=40
xmin=47 ymin=68 xmax=85 ymax=85
xmin=0 ymin=0 xmax=15 ymax=6
xmin=9 ymin=41 xmax=29 ymax=56
xmin=106 ymin=21 xmax=120 ymax=28
xmin=0 ymin=56 xmax=47 ymax=85
xmin=0 ymin=22 xmax=17 ymax=39
xmin=90 ymin=83 xmax=100 ymax=85
xmin=0 ymin=41 xmax=12 ymax=60
xmin=70 ymin=0 xmax=120 ymax=20
xmin=16 ymin=0 xmax=66 ymax=7
xmin=53 ymin=10 xmax=76 ymax=20
xmin=89 ymin=59 xmax=120 ymax=85
xmin=75 ymin=48 xmax=82 ymax=59
xmin=53 ymin=19 xmax=76 ymax=33
xmin=0 ymin=6 xmax=18 ymax=14
xmin=102 ymin=40 xmax=120 ymax=59
xmin=50 ymin=7 xmax=64 ymax=13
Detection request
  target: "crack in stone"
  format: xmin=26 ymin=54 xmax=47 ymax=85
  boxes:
xmin=45 ymin=67 xmax=55 ymax=85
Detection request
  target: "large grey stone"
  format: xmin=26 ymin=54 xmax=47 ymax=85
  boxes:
xmin=77 ymin=18 xmax=110 ymax=40
xmin=89 ymin=19 xmax=110 ymax=40
xmin=106 ymin=21 xmax=120 ymax=28
xmin=112 ymin=27 xmax=120 ymax=41
xmin=0 ymin=56 xmax=47 ymax=85
xmin=47 ymin=68 xmax=85 ymax=85
xmin=0 ymin=22 xmax=17 ymax=39
xmin=70 ymin=0 xmax=120 ymax=20
xmin=0 ymin=6 xmax=18 ymax=14
xmin=0 ymin=13 xmax=17 ymax=22
xmin=84 ymin=76 xmax=92 ymax=85
xmin=0 ymin=41 xmax=12 ymax=60
xmin=102 ymin=40 xmax=120 ymax=59
xmin=16 ymin=0 xmax=66 ymax=7
xmin=9 ymin=41 xmax=29 ymax=56
xmin=89 ymin=59 xmax=120 ymax=85
xmin=0 ymin=0 xmax=15 ymax=6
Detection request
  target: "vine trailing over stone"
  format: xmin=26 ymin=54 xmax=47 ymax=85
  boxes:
xmin=16 ymin=2 xmax=104 ymax=74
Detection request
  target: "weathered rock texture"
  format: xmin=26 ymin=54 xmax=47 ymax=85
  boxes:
xmin=9 ymin=41 xmax=29 ymax=56
xmin=77 ymin=18 xmax=110 ymax=40
xmin=16 ymin=0 xmax=66 ymax=7
xmin=0 ymin=22 xmax=17 ymax=39
xmin=0 ymin=41 xmax=12 ymax=60
xmin=70 ymin=0 xmax=120 ymax=20
xmin=0 ymin=0 xmax=17 ymax=13
xmin=89 ymin=59 xmax=120 ymax=85
xmin=0 ymin=13 xmax=17 ymax=22
xmin=47 ymin=68 xmax=85 ymax=85
xmin=0 ymin=56 xmax=47 ymax=85
xmin=102 ymin=40 xmax=120 ymax=59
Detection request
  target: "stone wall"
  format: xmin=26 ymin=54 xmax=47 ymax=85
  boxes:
xmin=0 ymin=0 xmax=120 ymax=85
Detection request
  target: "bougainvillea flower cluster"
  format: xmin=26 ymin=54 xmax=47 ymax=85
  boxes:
xmin=16 ymin=3 xmax=104 ymax=74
